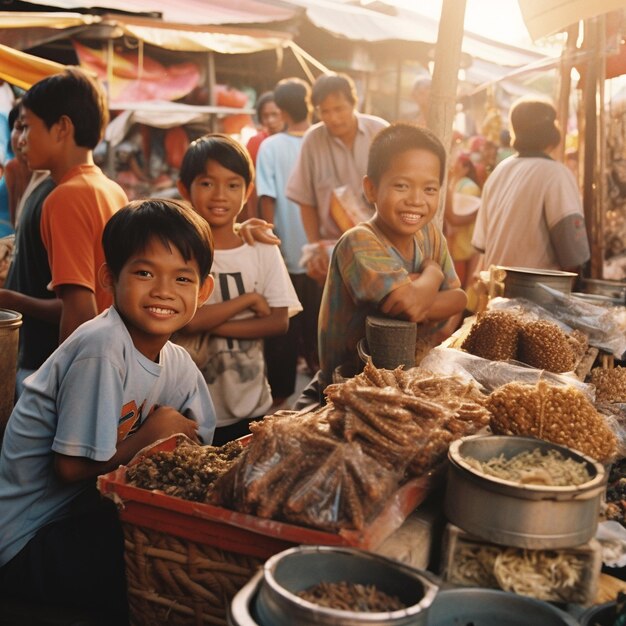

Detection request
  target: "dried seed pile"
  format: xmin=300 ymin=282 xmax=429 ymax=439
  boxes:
xmin=488 ymin=380 xmax=617 ymax=462
xmin=126 ymin=439 xmax=244 ymax=502
xmin=589 ymin=366 xmax=626 ymax=403
xmin=297 ymin=581 xmax=406 ymax=612
xmin=461 ymin=311 xmax=588 ymax=373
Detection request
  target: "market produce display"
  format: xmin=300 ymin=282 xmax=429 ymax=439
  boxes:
xmin=126 ymin=439 xmax=244 ymax=501
xmin=488 ymin=380 xmax=617 ymax=462
xmin=462 ymin=448 xmax=591 ymax=486
xmin=605 ymin=457 xmax=626 ymax=526
xmin=449 ymin=543 xmax=589 ymax=603
xmin=211 ymin=361 xmax=490 ymax=531
xmin=297 ymin=581 xmax=406 ymax=612
xmin=590 ymin=366 xmax=626 ymax=403
xmin=461 ymin=310 xmax=588 ymax=373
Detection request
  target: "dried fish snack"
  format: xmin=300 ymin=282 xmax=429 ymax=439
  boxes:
xmin=126 ymin=439 xmax=244 ymax=501
xmin=211 ymin=362 xmax=490 ymax=531
xmin=297 ymin=581 xmax=406 ymax=612
xmin=488 ymin=380 xmax=617 ymax=462
xmin=463 ymin=448 xmax=591 ymax=486
xmin=461 ymin=310 xmax=522 ymax=361
xmin=518 ymin=320 xmax=579 ymax=373
xmin=449 ymin=544 xmax=588 ymax=603
xmin=590 ymin=366 xmax=626 ymax=404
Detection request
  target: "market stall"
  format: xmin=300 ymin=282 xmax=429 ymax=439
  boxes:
xmin=94 ymin=263 xmax=626 ymax=625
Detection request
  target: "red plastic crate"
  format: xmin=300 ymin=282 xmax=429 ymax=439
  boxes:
xmin=97 ymin=434 xmax=434 ymax=558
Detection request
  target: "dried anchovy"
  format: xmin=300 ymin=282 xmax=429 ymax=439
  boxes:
xmin=463 ymin=448 xmax=590 ymax=486
xmin=297 ymin=581 xmax=406 ymax=612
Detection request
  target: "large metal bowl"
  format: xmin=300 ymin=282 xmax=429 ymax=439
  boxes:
xmin=255 ymin=546 xmax=438 ymax=626
xmin=425 ymin=588 xmax=579 ymax=625
xmin=444 ymin=434 xmax=606 ymax=549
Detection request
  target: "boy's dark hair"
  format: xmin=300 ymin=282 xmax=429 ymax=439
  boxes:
xmin=274 ymin=78 xmax=311 ymax=124
xmin=311 ymin=73 xmax=357 ymax=107
xmin=21 ymin=67 xmax=108 ymax=149
xmin=255 ymin=91 xmax=275 ymax=120
xmin=509 ymin=98 xmax=560 ymax=153
xmin=367 ymin=123 xmax=447 ymax=185
xmin=178 ymin=133 xmax=254 ymax=192
xmin=102 ymin=198 xmax=214 ymax=280
xmin=8 ymin=102 xmax=20 ymax=131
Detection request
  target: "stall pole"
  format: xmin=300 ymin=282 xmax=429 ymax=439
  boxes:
xmin=556 ymin=24 xmax=579 ymax=163
xmin=582 ymin=16 xmax=606 ymax=278
xmin=206 ymin=51 xmax=216 ymax=132
xmin=427 ymin=0 xmax=467 ymax=229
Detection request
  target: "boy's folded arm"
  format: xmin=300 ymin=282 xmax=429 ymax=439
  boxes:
xmin=180 ymin=293 xmax=269 ymax=334
xmin=53 ymin=406 xmax=201 ymax=483
xmin=211 ymin=306 xmax=289 ymax=339
xmin=423 ymin=287 xmax=468 ymax=322
xmin=380 ymin=280 xmax=439 ymax=322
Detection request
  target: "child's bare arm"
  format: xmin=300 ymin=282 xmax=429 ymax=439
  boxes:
xmin=57 ymin=284 xmax=98 ymax=342
xmin=423 ymin=287 xmax=467 ymax=321
xmin=180 ymin=293 xmax=270 ymax=335
xmin=211 ymin=306 xmax=289 ymax=339
xmin=54 ymin=406 xmax=199 ymax=483
xmin=380 ymin=262 xmax=444 ymax=322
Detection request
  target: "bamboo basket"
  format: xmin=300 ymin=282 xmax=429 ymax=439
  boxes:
xmin=123 ymin=524 xmax=262 ymax=626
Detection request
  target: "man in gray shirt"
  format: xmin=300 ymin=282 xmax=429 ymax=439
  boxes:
xmin=286 ymin=73 xmax=388 ymax=284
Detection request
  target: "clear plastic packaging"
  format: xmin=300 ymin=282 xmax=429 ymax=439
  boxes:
xmin=491 ymin=287 xmax=626 ymax=359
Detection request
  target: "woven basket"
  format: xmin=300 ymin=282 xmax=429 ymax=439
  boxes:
xmin=123 ymin=523 xmax=263 ymax=626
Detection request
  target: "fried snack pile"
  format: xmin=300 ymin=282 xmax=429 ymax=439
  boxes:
xmin=590 ymin=366 xmax=626 ymax=403
xmin=461 ymin=310 xmax=588 ymax=373
xmin=126 ymin=439 xmax=244 ymax=502
xmin=211 ymin=361 xmax=490 ymax=531
xmin=461 ymin=310 xmax=521 ymax=361
xmin=328 ymin=362 xmax=491 ymax=476
xmin=488 ymin=380 xmax=617 ymax=462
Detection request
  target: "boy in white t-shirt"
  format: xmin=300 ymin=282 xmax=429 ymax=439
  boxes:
xmin=0 ymin=198 xmax=217 ymax=623
xmin=176 ymin=133 xmax=301 ymax=445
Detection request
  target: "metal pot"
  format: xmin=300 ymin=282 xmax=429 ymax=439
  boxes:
xmin=0 ymin=308 xmax=22 ymax=439
xmin=496 ymin=266 xmax=577 ymax=307
xmin=425 ymin=588 xmax=579 ymax=626
xmin=444 ymin=435 xmax=606 ymax=549
xmin=578 ymin=601 xmax=617 ymax=626
xmin=255 ymin=546 xmax=438 ymax=626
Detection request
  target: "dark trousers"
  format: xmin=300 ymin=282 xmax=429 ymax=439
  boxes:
xmin=0 ymin=493 xmax=129 ymax=626
xmin=265 ymin=273 xmax=322 ymax=399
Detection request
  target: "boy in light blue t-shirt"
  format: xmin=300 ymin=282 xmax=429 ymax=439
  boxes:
xmin=0 ymin=198 xmax=216 ymax=624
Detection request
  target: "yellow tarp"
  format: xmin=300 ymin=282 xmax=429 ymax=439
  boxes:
xmin=0 ymin=43 xmax=65 ymax=90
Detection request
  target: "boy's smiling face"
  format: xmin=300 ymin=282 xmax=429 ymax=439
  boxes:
xmin=101 ymin=236 xmax=213 ymax=361
xmin=181 ymin=159 xmax=250 ymax=232
xmin=365 ymin=148 xmax=441 ymax=252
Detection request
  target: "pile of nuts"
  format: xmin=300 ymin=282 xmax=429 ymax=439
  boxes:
xmin=488 ymin=380 xmax=617 ymax=462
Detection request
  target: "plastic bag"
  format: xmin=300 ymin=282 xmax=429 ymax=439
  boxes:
xmin=210 ymin=408 xmax=401 ymax=531
xmin=492 ymin=286 xmax=626 ymax=359
xmin=421 ymin=346 xmax=593 ymax=397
